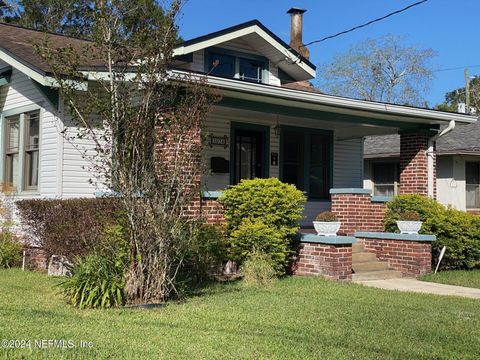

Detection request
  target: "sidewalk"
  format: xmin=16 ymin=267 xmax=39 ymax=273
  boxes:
xmin=355 ymin=278 xmax=480 ymax=299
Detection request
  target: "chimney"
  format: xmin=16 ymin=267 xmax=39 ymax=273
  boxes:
xmin=287 ymin=7 xmax=310 ymax=60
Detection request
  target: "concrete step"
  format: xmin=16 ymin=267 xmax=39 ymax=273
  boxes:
xmin=353 ymin=261 xmax=389 ymax=272
xmin=352 ymin=270 xmax=403 ymax=281
xmin=352 ymin=242 xmax=365 ymax=253
xmin=352 ymin=252 xmax=377 ymax=263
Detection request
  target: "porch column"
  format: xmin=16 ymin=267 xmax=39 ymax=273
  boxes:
xmin=399 ymin=131 xmax=435 ymax=197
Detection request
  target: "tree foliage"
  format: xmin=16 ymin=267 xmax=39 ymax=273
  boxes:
xmin=35 ymin=1 xmax=218 ymax=304
xmin=436 ymin=76 xmax=480 ymax=113
xmin=318 ymin=35 xmax=436 ymax=106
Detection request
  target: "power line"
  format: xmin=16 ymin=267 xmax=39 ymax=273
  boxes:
xmin=304 ymin=0 xmax=428 ymax=47
xmin=434 ymin=65 xmax=480 ymax=73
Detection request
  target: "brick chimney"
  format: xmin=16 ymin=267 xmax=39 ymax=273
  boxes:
xmin=285 ymin=7 xmax=312 ymax=90
xmin=287 ymin=7 xmax=310 ymax=60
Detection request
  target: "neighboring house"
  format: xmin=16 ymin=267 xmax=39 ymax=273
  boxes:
xmin=364 ymin=120 xmax=480 ymax=212
xmin=0 ymin=8 xmax=476 ymax=232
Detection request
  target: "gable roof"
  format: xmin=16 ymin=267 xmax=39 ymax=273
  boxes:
xmin=173 ymin=20 xmax=316 ymax=81
xmin=365 ymin=120 xmax=480 ymax=157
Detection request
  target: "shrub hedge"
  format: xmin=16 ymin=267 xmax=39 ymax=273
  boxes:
xmin=384 ymin=194 xmax=480 ymax=270
xmin=16 ymin=198 xmax=125 ymax=259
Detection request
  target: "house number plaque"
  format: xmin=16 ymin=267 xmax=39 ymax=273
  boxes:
xmin=209 ymin=134 xmax=228 ymax=149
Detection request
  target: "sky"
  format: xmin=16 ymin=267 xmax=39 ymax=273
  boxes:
xmin=177 ymin=0 xmax=480 ymax=107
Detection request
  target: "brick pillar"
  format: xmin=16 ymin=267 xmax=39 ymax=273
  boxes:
xmin=330 ymin=189 xmax=386 ymax=235
xmin=399 ymin=131 xmax=435 ymax=197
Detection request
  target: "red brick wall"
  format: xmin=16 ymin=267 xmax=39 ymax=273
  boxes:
xmin=23 ymin=247 xmax=48 ymax=271
xmin=331 ymin=193 xmax=386 ymax=235
xmin=360 ymin=237 xmax=432 ymax=277
xmin=187 ymin=197 xmax=225 ymax=224
xmin=295 ymin=242 xmax=352 ymax=280
xmin=399 ymin=132 xmax=434 ymax=197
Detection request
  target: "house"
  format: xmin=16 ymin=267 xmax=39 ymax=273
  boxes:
xmin=0 ymin=8 xmax=477 ymax=278
xmin=364 ymin=119 xmax=480 ymax=212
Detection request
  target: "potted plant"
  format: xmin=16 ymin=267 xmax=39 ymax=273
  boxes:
xmin=396 ymin=211 xmax=423 ymax=234
xmin=313 ymin=211 xmax=341 ymax=236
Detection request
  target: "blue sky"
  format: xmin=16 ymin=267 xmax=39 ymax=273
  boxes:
xmin=177 ymin=0 xmax=480 ymax=106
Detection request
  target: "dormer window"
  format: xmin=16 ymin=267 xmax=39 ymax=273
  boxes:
xmin=206 ymin=48 xmax=268 ymax=84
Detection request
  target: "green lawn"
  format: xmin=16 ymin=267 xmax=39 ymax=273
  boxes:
xmin=0 ymin=269 xmax=479 ymax=359
xmin=420 ymin=270 xmax=480 ymax=289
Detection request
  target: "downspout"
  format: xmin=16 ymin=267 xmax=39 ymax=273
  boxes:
xmin=427 ymin=120 xmax=455 ymax=198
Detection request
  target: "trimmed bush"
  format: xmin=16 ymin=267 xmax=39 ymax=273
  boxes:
xmin=219 ymin=178 xmax=306 ymax=273
xmin=17 ymin=198 xmax=125 ymax=259
xmin=384 ymin=194 xmax=480 ymax=270
xmin=230 ymin=219 xmax=287 ymax=273
xmin=0 ymin=232 xmax=21 ymax=268
xmin=219 ymin=178 xmax=306 ymax=238
xmin=315 ymin=211 xmax=338 ymax=222
xmin=241 ymin=251 xmax=276 ymax=287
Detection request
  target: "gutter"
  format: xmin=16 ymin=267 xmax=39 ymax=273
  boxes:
xmin=427 ymin=120 xmax=456 ymax=198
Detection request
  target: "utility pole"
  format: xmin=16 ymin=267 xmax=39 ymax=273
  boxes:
xmin=465 ymin=67 xmax=470 ymax=110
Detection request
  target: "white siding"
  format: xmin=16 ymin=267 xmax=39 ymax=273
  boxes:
xmin=0 ymin=69 xmax=60 ymax=199
xmin=333 ymin=138 xmax=363 ymax=188
xmin=437 ymin=155 xmax=466 ymax=211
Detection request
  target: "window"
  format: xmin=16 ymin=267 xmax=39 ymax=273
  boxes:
xmin=24 ymin=111 xmax=40 ymax=189
xmin=281 ymin=128 xmax=332 ymax=199
xmin=372 ymin=162 xmax=399 ymax=197
xmin=3 ymin=109 xmax=40 ymax=191
xmin=5 ymin=115 xmax=20 ymax=187
xmin=466 ymin=162 xmax=480 ymax=209
xmin=206 ymin=48 xmax=267 ymax=83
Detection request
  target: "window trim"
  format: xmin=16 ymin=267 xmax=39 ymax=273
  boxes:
xmin=23 ymin=110 xmax=40 ymax=191
xmin=204 ymin=47 xmax=270 ymax=84
xmin=0 ymin=104 xmax=42 ymax=194
xmin=279 ymin=125 xmax=333 ymax=200
xmin=371 ymin=161 xmax=400 ymax=197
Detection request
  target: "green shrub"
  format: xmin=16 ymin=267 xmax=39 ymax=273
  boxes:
xmin=0 ymin=232 xmax=21 ymax=268
xmin=384 ymin=194 xmax=480 ymax=270
xmin=229 ymin=219 xmax=287 ymax=274
xmin=17 ymin=198 xmax=125 ymax=259
xmin=218 ymin=178 xmax=305 ymax=274
xmin=384 ymin=194 xmax=445 ymax=234
xmin=241 ymin=251 xmax=276 ymax=287
xmin=219 ymin=178 xmax=306 ymax=238
xmin=184 ymin=223 xmax=228 ymax=280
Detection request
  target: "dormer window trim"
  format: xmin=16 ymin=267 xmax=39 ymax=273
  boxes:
xmin=204 ymin=47 xmax=270 ymax=84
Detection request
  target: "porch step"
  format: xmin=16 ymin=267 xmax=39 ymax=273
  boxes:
xmin=352 ymin=270 xmax=403 ymax=281
xmin=352 ymin=261 xmax=389 ymax=272
xmin=352 ymin=252 xmax=377 ymax=263
xmin=352 ymin=242 xmax=365 ymax=253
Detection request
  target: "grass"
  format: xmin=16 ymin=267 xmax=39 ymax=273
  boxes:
xmin=0 ymin=269 xmax=479 ymax=359
xmin=420 ymin=270 xmax=480 ymax=289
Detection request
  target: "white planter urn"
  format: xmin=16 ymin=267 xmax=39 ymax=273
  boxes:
xmin=313 ymin=221 xmax=341 ymax=236
xmin=396 ymin=221 xmax=423 ymax=234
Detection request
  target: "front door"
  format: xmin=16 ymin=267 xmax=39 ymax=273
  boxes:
xmin=233 ymin=128 xmax=265 ymax=184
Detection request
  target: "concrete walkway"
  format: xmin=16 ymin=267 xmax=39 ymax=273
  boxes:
xmin=355 ymin=278 xmax=480 ymax=299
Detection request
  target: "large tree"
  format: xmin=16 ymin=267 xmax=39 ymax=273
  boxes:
xmin=436 ymin=76 xmax=480 ymax=113
xmin=36 ymin=0 xmax=218 ymax=304
xmin=318 ymin=35 xmax=436 ymax=106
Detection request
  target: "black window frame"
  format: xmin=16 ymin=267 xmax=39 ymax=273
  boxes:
xmin=279 ymin=126 xmax=333 ymax=200
xmin=205 ymin=47 xmax=268 ymax=84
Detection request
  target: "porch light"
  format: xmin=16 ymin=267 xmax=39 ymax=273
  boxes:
xmin=273 ymin=116 xmax=281 ymax=136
